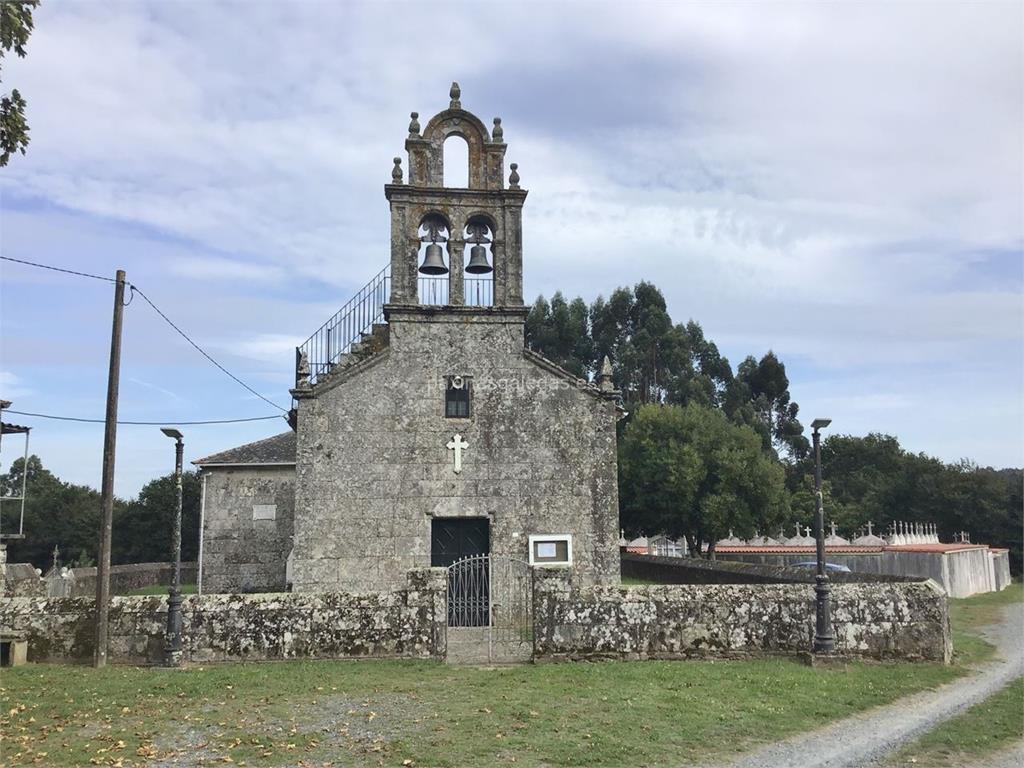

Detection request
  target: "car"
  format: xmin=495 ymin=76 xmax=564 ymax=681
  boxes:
xmin=790 ymin=561 xmax=852 ymax=573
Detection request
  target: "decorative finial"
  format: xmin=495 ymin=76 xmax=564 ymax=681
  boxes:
xmin=52 ymin=544 xmax=61 ymax=570
xmin=492 ymin=117 xmax=504 ymax=141
xmin=296 ymin=351 xmax=311 ymax=389
xmin=408 ymin=111 xmax=420 ymax=136
xmin=598 ymin=355 xmax=614 ymax=392
xmin=449 ymin=81 xmax=461 ymax=109
xmin=509 ymin=162 xmax=520 ymax=189
xmin=391 ymin=157 xmax=403 ymax=183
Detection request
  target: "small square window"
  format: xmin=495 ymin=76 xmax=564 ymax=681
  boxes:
xmin=445 ymin=376 xmax=471 ymax=418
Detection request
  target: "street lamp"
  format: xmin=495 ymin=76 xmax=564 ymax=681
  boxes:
xmin=160 ymin=427 xmax=184 ymax=667
xmin=810 ymin=418 xmax=834 ymax=654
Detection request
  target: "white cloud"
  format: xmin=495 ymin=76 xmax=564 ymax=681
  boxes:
xmin=1 ymin=0 xmax=1021 ymax=491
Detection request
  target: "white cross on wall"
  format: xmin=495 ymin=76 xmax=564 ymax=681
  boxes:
xmin=447 ymin=434 xmax=468 ymax=474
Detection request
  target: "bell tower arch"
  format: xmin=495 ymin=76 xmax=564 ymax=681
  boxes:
xmin=386 ymin=82 xmax=527 ymax=308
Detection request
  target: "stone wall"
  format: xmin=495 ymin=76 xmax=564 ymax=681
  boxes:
xmin=716 ymin=547 xmax=1001 ymax=598
xmin=621 ymin=552 xmax=916 ymax=585
xmin=992 ymin=550 xmax=1012 ymax=591
xmin=0 ymin=568 xmax=446 ymax=665
xmin=64 ymin=562 xmax=198 ymax=598
xmin=201 ymin=467 xmax=295 ymax=593
xmin=1 ymin=563 xmax=45 ymax=597
xmin=291 ymin=308 xmax=621 ymax=593
xmin=534 ymin=569 xmax=951 ymax=663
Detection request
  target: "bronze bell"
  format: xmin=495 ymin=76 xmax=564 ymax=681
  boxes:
xmin=419 ymin=243 xmax=448 ymax=275
xmin=465 ymin=244 xmax=493 ymax=274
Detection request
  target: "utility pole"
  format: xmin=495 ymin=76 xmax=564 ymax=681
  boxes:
xmin=94 ymin=269 xmax=126 ymax=668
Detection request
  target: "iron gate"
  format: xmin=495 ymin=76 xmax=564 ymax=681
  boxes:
xmin=447 ymin=554 xmax=533 ymax=662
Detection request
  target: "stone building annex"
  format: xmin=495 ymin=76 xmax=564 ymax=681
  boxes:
xmin=195 ymin=84 xmax=624 ymax=597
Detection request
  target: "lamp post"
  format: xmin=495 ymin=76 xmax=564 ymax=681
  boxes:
xmin=811 ymin=418 xmax=834 ymax=654
xmin=161 ymin=427 xmax=184 ymax=667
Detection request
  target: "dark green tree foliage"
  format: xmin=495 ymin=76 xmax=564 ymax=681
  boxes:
xmin=0 ymin=455 xmax=201 ymax=569
xmin=524 ymin=293 xmax=592 ymax=377
xmin=730 ymin=352 xmax=810 ymax=459
xmin=115 ymin=470 xmax=202 ymax=564
xmin=1 ymin=456 xmax=105 ymax=568
xmin=526 ymin=280 xmax=808 ymax=459
xmin=0 ymin=0 xmax=39 ymax=167
xmin=618 ymin=404 xmax=789 ymax=557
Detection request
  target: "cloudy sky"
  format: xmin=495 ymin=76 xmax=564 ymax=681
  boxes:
xmin=1 ymin=1 xmax=1021 ymax=497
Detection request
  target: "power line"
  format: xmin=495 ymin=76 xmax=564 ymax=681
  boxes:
xmin=1 ymin=255 xmax=290 ymax=414
xmin=0 ymin=255 xmax=116 ymax=282
xmin=3 ymin=409 xmax=286 ymax=426
xmin=128 ymin=285 xmax=289 ymax=413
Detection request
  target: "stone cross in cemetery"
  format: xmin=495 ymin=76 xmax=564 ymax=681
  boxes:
xmin=194 ymin=83 xmax=625 ymax=595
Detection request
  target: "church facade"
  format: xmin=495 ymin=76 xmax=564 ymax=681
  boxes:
xmin=196 ymin=85 xmax=622 ymax=594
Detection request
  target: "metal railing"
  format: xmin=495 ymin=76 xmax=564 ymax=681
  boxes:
xmin=297 ymin=267 xmax=389 ymax=386
xmin=297 ymin=269 xmax=495 ymax=387
xmin=419 ymin=276 xmax=494 ymax=307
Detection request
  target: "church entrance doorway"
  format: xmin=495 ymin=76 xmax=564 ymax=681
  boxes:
xmin=432 ymin=518 xmax=490 ymax=628
xmin=431 ymin=517 xmax=489 ymax=568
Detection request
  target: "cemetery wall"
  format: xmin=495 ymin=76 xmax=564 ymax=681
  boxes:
xmin=1 ymin=563 xmax=45 ymax=597
xmin=0 ymin=567 xmax=446 ymax=665
xmin=992 ymin=550 xmax=1012 ymax=591
xmin=715 ymin=547 xmax=1002 ymax=598
xmin=621 ymin=552 xmax=916 ymax=585
xmin=64 ymin=562 xmax=199 ymax=598
xmin=534 ymin=569 xmax=952 ymax=663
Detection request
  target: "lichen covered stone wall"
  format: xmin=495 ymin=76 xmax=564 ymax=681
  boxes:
xmin=534 ymin=569 xmax=951 ymax=663
xmin=0 ymin=568 xmax=446 ymax=665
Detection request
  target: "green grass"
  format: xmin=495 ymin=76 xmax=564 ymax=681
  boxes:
xmin=1 ymin=581 xmax=1019 ymax=767
xmin=125 ymin=583 xmax=196 ymax=596
xmin=887 ymin=677 xmax=1024 ymax=767
xmin=1 ymin=657 xmax=964 ymax=767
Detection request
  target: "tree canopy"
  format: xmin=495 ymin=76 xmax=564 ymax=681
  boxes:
xmin=618 ymin=403 xmax=789 ymax=557
xmin=1 ymin=455 xmax=201 ymax=570
xmin=0 ymin=0 xmax=39 ymax=167
xmin=526 ymin=280 xmax=808 ymax=460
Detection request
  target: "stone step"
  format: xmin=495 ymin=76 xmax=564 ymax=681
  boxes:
xmin=445 ymin=626 xmax=533 ymax=666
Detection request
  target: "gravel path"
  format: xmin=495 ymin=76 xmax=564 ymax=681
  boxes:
xmin=966 ymin=740 xmax=1024 ymax=768
xmin=711 ymin=602 xmax=1024 ymax=768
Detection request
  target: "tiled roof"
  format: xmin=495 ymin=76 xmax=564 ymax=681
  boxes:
xmin=715 ymin=542 xmax=996 ymax=555
xmin=715 ymin=544 xmax=884 ymax=554
xmin=884 ymin=543 xmax=988 ymax=553
xmin=193 ymin=431 xmax=296 ymax=466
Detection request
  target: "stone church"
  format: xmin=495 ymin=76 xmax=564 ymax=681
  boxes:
xmin=195 ymin=84 xmax=622 ymax=595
